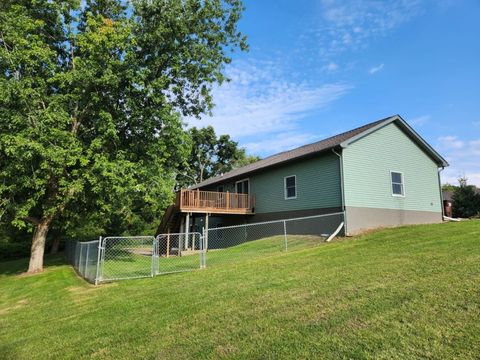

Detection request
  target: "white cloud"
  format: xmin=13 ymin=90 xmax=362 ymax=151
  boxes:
xmin=437 ymin=136 xmax=464 ymax=150
xmin=470 ymin=140 xmax=480 ymax=155
xmin=442 ymin=169 xmax=480 ymax=187
xmin=410 ymin=114 xmax=431 ymax=126
xmin=322 ymin=62 xmax=339 ymax=72
xmin=307 ymin=0 xmax=422 ymax=59
xmin=244 ymin=132 xmax=320 ymax=155
xmin=369 ymin=63 xmax=384 ymax=74
xmin=467 ymin=173 xmax=480 ymax=186
xmin=190 ymin=61 xmax=352 ymax=139
xmin=439 ymin=137 xmax=480 ymax=186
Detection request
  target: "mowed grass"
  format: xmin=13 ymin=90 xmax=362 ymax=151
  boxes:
xmin=102 ymin=235 xmax=325 ymax=279
xmin=1 ymin=221 xmax=480 ymax=359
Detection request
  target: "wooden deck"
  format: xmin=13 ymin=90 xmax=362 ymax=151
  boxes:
xmin=177 ymin=189 xmax=255 ymax=214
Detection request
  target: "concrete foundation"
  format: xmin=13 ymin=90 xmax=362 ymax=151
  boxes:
xmin=345 ymin=206 xmax=443 ymax=235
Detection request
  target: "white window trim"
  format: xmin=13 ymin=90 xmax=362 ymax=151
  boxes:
xmin=390 ymin=171 xmax=405 ymax=197
xmin=284 ymin=175 xmax=297 ymax=200
xmin=235 ymin=178 xmax=250 ymax=194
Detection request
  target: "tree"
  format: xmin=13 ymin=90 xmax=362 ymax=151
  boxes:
xmin=0 ymin=0 xmax=247 ymax=273
xmin=234 ymin=153 xmax=262 ymax=169
xmin=442 ymin=183 xmax=458 ymax=192
xmin=177 ymin=126 xmax=260 ymax=187
xmin=452 ymin=177 xmax=480 ymax=218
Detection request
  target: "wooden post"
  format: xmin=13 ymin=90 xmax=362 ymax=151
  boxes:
xmin=226 ymin=191 xmax=230 ymax=210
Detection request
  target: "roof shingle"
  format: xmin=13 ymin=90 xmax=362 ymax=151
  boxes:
xmin=191 ymin=115 xmax=395 ymax=189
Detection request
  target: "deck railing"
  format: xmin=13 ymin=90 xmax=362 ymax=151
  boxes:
xmin=177 ymin=189 xmax=255 ymax=214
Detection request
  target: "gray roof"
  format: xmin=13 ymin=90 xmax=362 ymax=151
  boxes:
xmin=443 ymin=188 xmax=480 ymax=201
xmin=442 ymin=190 xmax=453 ymax=201
xmin=191 ymin=115 xmax=449 ymax=189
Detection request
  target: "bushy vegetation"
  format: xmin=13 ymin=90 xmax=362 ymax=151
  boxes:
xmin=0 ymin=0 xmax=251 ymax=269
xmin=447 ymin=178 xmax=480 ymax=218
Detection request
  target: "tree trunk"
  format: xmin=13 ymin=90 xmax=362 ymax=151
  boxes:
xmin=50 ymin=236 xmax=61 ymax=255
xmin=27 ymin=217 xmax=53 ymax=273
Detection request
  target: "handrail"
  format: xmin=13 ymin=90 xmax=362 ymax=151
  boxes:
xmin=177 ymin=189 xmax=255 ymax=213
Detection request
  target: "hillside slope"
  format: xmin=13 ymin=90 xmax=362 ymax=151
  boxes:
xmin=1 ymin=221 xmax=479 ymax=359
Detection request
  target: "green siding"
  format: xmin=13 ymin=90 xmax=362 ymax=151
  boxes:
xmin=343 ymin=123 xmax=442 ymax=213
xmin=204 ymin=153 xmax=342 ymax=214
xmin=250 ymin=153 xmax=342 ymax=214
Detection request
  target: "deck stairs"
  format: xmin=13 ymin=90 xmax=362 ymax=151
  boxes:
xmin=155 ymin=205 xmax=181 ymax=236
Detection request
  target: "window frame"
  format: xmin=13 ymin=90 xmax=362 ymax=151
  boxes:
xmin=284 ymin=175 xmax=297 ymax=200
xmin=235 ymin=178 xmax=250 ymax=194
xmin=390 ymin=171 xmax=405 ymax=197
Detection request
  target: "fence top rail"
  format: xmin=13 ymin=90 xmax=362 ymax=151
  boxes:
xmin=77 ymin=240 xmax=99 ymax=244
xmin=206 ymin=211 xmax=345 ymax=231
xmin=102 ymin=236 xmax=156 ymax=240
xmin=180 ymin=189 xmax=249 ymax=196
xmin=156 ymin=232 xmax=201 ymax=237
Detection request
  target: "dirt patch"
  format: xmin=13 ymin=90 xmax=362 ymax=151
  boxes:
xmin=0 ymin=299 xmax=29 ymax=315
xmin=67 ymin=285 xmax=99 ymax=295
xmin=67 ymin=282 xmax=117 ymax=295
xmin=18 ymin=270 xmax=44 ymax=277
xmin=126 ymin=247 xmax=153 ymax=256
xmin=215 ymin=344 xmax=238 ymax=357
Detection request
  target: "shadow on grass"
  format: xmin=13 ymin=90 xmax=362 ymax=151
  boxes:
xmin=0 ymin=254 xmax=67 ymax=276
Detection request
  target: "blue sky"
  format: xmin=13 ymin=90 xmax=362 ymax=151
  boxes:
xmin=192 ymin=0 xmax=480 ymax=186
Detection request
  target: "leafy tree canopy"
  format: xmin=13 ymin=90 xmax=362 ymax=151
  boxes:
xmin=177 ymin=126 xmax=260 ymax=187
xmin=0 ymin=0 xmax=247 ymax=272
xmin=442 ymin=183 xmax=458 ymax=192
xmin=452 ymin=178 xmax=480 ymax=218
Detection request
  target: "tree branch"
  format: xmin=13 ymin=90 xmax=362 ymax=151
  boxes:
xmin=23 ymin=216 xmax=41 ymax=225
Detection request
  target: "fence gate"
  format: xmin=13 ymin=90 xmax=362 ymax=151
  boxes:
xmin=155 ymin=232 xmax=204 ymax=274
xmin=97 ymin=236 xmax=156 ymax=282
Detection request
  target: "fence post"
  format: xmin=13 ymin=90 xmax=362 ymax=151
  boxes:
xmin=166 ymin=231 xmax=170 ymax=258
xmin=205 ymin=214 xmax=209 ymax=251
xmin=201 ymin=227 xmax=206 ymax=268
xmin=85 ymin=243 xmax=90 ymax=278
xmin=283 ymin=220 xmax=288 ymax=251
xmin=152 ymin=236 xmax=158 ymax=277
xmin=80 ymin=244 xmax=85 ymax=275
xmin=95 ymin=236 xmax=103 ymax=286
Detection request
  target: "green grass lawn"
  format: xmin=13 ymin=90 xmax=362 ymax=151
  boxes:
xmin=100 ymin=234 xmax=325 ymax=280
xmin=1 ymin=221 xmax=480 ymax=359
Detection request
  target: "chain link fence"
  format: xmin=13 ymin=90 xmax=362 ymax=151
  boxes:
xmin=64 ymin=212 xmax=344 ymax=284
xmin=98 ymin=236 xmax=156 ymax=282
xmin=155 ymin=232 xmax=204 ymax=274
xmin=204 ymin=212 xmax=344 ymax=267
xmin=65 ymin=240 xmax=100 ymax=283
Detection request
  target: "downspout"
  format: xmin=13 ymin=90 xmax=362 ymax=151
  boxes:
xmin=332 ymin=148 xmax=348 ymax=235
xmin=438 ymin=166 xmax=445 ymax=220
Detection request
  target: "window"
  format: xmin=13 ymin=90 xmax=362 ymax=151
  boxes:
xmin=284 ymin=175 xmax=297 ymax=199
xmin=218 ymin=185 xmax=224 ymax=193
xmin=391 ymin=171 xmax=405 ymax=196
xmin=235 ymin=179 xmax=249 ymax=194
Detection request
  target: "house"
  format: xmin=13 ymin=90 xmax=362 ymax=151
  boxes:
xmin=443 ymin=187 xmax=480 ymax=218
xmin=158 ymin=115 xmax=448 ymax=237
xmin=442 ymin=190 xmax=454 ymax=217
